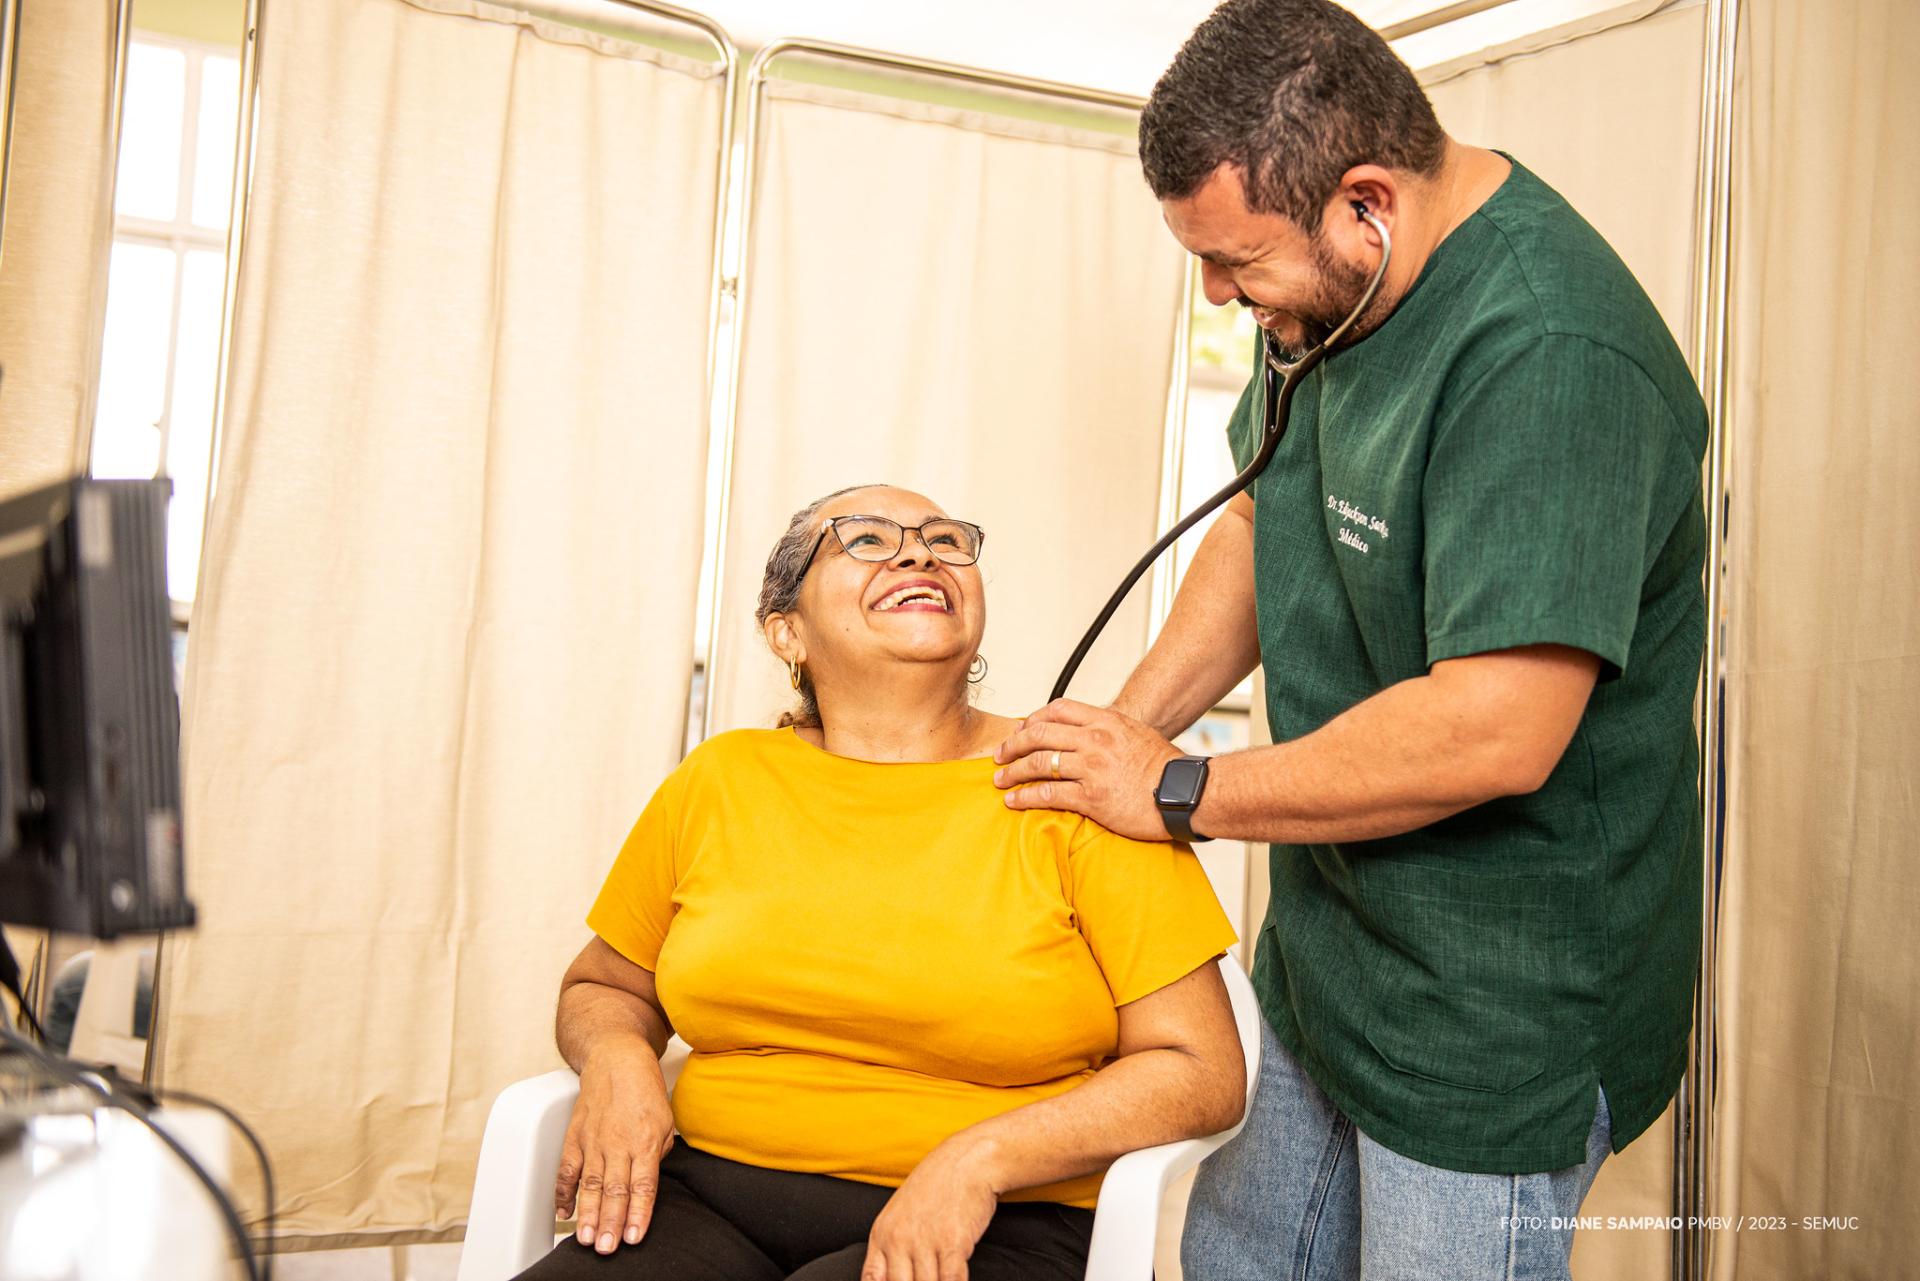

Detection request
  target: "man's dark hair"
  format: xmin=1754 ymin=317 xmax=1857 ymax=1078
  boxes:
xmin=1140 ymin=0 xmax=1447 ymax=232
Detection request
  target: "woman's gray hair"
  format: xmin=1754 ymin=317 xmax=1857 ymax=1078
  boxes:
xmin=755 ymin=484 xmax=882 ymax=729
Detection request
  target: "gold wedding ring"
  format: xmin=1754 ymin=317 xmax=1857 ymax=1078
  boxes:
xmin=1050 ymin=750 xmax=1062 ymax=780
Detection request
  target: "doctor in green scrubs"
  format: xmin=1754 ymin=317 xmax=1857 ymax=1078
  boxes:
xmin=994 ymin=1 xmax=1706 ymax=1276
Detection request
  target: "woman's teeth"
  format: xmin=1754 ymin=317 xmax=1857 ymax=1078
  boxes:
xmin=874 ymin=586 xmax=949 ymax=611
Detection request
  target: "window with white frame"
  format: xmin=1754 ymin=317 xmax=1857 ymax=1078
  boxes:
xmin=90 ymin=34 xmax=241 ymax=612
xmin=1170 ymin=290 xmax=1261 ymax=709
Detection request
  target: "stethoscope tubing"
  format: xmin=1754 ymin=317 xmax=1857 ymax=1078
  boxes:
xmin=1048 ymin=206 xmax=1394 ymax=703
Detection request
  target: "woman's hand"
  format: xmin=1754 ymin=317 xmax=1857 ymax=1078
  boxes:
xmin=861 ymin=1137 xmax=1000 ymax=1281
xmin=554 ymin=1033 xmax=675 ymax=1255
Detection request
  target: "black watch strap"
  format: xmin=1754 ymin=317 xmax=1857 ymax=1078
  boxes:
xmin=1156 ymin=755 xmax=1212 ymax=843
xmin=1162 ymin=804 xmax=1207 ymax=844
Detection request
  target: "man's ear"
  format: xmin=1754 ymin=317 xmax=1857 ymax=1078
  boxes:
xmin=763 ymin=613 xmax=805 ymax=666
xmin=1331 ymin=163 xmax=1399 ymax=251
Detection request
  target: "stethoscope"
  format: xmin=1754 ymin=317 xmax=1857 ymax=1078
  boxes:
xmin=1050 ymin=201 xmax=1395 ymax=701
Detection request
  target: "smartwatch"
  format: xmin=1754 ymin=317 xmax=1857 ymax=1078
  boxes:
xmin=1155 ymin=755 xmax=1212 ymax=843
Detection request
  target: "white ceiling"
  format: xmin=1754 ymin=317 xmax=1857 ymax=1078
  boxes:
xmin=685 ymin=1 xmax=1421 ymax=99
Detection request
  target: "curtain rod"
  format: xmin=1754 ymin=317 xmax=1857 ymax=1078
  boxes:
xmin=516 ymin=0 xmax=737 ymax=67
xmin=747 ymin=37 xmax=1145 ymax=113
xmin=1378 ymin=0 xmax=1524 ymax=42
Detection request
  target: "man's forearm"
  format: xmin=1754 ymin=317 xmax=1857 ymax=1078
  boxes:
xmin=555 ymin=981 xmax=671 ymax=1073
xmin=1191 ymin=650 xmax=1597 ymax=845
xmin=1112 ymin=503 xmax=1261 ymax=739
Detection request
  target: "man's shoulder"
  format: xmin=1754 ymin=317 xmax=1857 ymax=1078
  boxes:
xmin=1443 ymin=163 xmax=1704 ymax=436
xmin=1472 ymin=165 xmax=1684 ymax=353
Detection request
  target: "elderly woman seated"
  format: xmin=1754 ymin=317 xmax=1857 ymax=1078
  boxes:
xmin=515 ymin=484 xmax=1245 ymax=1281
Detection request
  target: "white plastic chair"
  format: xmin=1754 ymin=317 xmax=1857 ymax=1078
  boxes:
xmin=457 ymin=957 xmax=1262 ymax=1281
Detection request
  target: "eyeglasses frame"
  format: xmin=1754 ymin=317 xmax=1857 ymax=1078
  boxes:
xmin=796 ymin=514 xmax=987 ymax=579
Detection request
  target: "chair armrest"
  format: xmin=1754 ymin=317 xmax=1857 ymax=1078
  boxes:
xmin=456 ymin=1069 xmax=581 ymax=1281
xmin=1083 ymin=957 xmax=1264 ymax=1281
xmin=458 ymin=1040 xmax=688 ymax=1281
xmin=1082 ymin=1123 xmax=1247 ymax=1281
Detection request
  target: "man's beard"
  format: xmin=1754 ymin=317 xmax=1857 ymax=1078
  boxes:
xmin=1266 ymin=233 xmax=1395 ymax=363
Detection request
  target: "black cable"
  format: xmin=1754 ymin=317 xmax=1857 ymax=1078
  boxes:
xmin=2 ymin=985 xmax=47 ymax=1044
xmin=1049 ymin=342 xmax=1328 ymax=702
xmin=0 ymin=932 xmax=48 ymax=1043
xmin=0 ymin=1020 xmax=266 ymax=1281
xmin=148 ymin=1083 xmax=276 ymax=1281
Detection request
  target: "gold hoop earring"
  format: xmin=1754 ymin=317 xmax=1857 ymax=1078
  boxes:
xmin=788 ymin=657 xmax=802 ymax=690
xmin=967 ymin=653 xmax=988 ymax=684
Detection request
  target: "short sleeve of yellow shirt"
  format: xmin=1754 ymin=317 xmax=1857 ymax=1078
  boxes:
xmin=586 ymin=728 xmax=1236 ymax=1208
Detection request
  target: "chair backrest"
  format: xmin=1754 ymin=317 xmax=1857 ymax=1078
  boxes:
xmin=1216 ymin=955 xmax=1263 ymax=1112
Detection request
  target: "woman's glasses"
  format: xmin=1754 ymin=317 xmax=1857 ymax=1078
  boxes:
xmin=799 ymin=516 xmax=986 ymax=576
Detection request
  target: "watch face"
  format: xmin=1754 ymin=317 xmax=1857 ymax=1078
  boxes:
xmin=1159 ymin=758 xmax=1207 ymax=807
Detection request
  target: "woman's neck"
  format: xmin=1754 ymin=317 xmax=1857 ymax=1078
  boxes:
xmin=808 ymin=679 xmax=992 ymax=763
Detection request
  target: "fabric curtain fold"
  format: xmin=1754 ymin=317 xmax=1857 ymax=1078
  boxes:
xmin=1712 ymin=1 xmax=1920 ymax=1275
xmin=704 ymin=80 xmax=1187 ymax=733
xmin=0 ymin=0 xmax=119 ymax=492
xmin=151 ymin=0 xmax=724 ymax=1246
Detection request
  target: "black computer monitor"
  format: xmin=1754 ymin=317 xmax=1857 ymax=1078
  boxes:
xmin=0 ymin=475 xmax=196 ymax=938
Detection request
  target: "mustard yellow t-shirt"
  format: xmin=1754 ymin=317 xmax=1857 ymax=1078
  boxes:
xmin=586 ymin=727 xmax=1237 ymax=1208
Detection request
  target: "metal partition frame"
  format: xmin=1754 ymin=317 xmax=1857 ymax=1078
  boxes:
xmin=1378 ymin=0 xmax=1524 ymax=42
xmin=1676 ymin=1 xmax=1740 ymax=1277
xmin=698 ymin=38 xmax=1189 ymax=737
xmin=1147 ymin=258 xmax=1199 ymax=637
xmin=191 ymin=0 xmax=260 ymax=621
xmin=0 ymin=0 xmax=21 ymax=270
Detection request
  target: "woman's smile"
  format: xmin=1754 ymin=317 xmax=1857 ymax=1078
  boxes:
xmin=871 ymin=578 xmax=954 ymax=613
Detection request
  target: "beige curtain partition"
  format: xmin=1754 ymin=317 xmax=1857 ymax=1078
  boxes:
xmin=1712 ymin=0 xmax=1920 ymax=1275
xmin=0 ymin=0 xmax=119 ymax=491
xmin=151 ymin=0 xmax=723 ymax=1247
xmin=705 ymin=81 xmax=1187 ymax=732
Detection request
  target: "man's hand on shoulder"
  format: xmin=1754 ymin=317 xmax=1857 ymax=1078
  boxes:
xmin=993 ymin=700 xmax=1183 ymax=842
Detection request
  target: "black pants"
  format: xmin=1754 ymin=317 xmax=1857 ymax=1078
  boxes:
xmin=513 ymin=1140 xmax=1094 ymax=1280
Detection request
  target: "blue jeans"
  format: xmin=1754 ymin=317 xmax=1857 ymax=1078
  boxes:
xmin=1183 ymin=1019 xmax=1612 ymax=1281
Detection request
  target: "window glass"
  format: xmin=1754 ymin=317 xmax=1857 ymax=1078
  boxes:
xmin=91 ymin=242 xmax=178 ymax=479
xmin=1174 ymin=291 xmax=1261 ymax=706
xmin=96 ymin=39 xmax=242 ymax=605
xmin=192 ymin=55 xmax=241 ymax=230
xmin=166 ymin=250 xmax=227 ymax=602
xmin=1173 ymin=293 xmax=1258 ymax=585
xmin=114 ymin=44 xmax=187 ymax=220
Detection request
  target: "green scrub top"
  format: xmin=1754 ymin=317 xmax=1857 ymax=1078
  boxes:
xmin=1230 ymin=158 xmax=1707 ymax=1173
